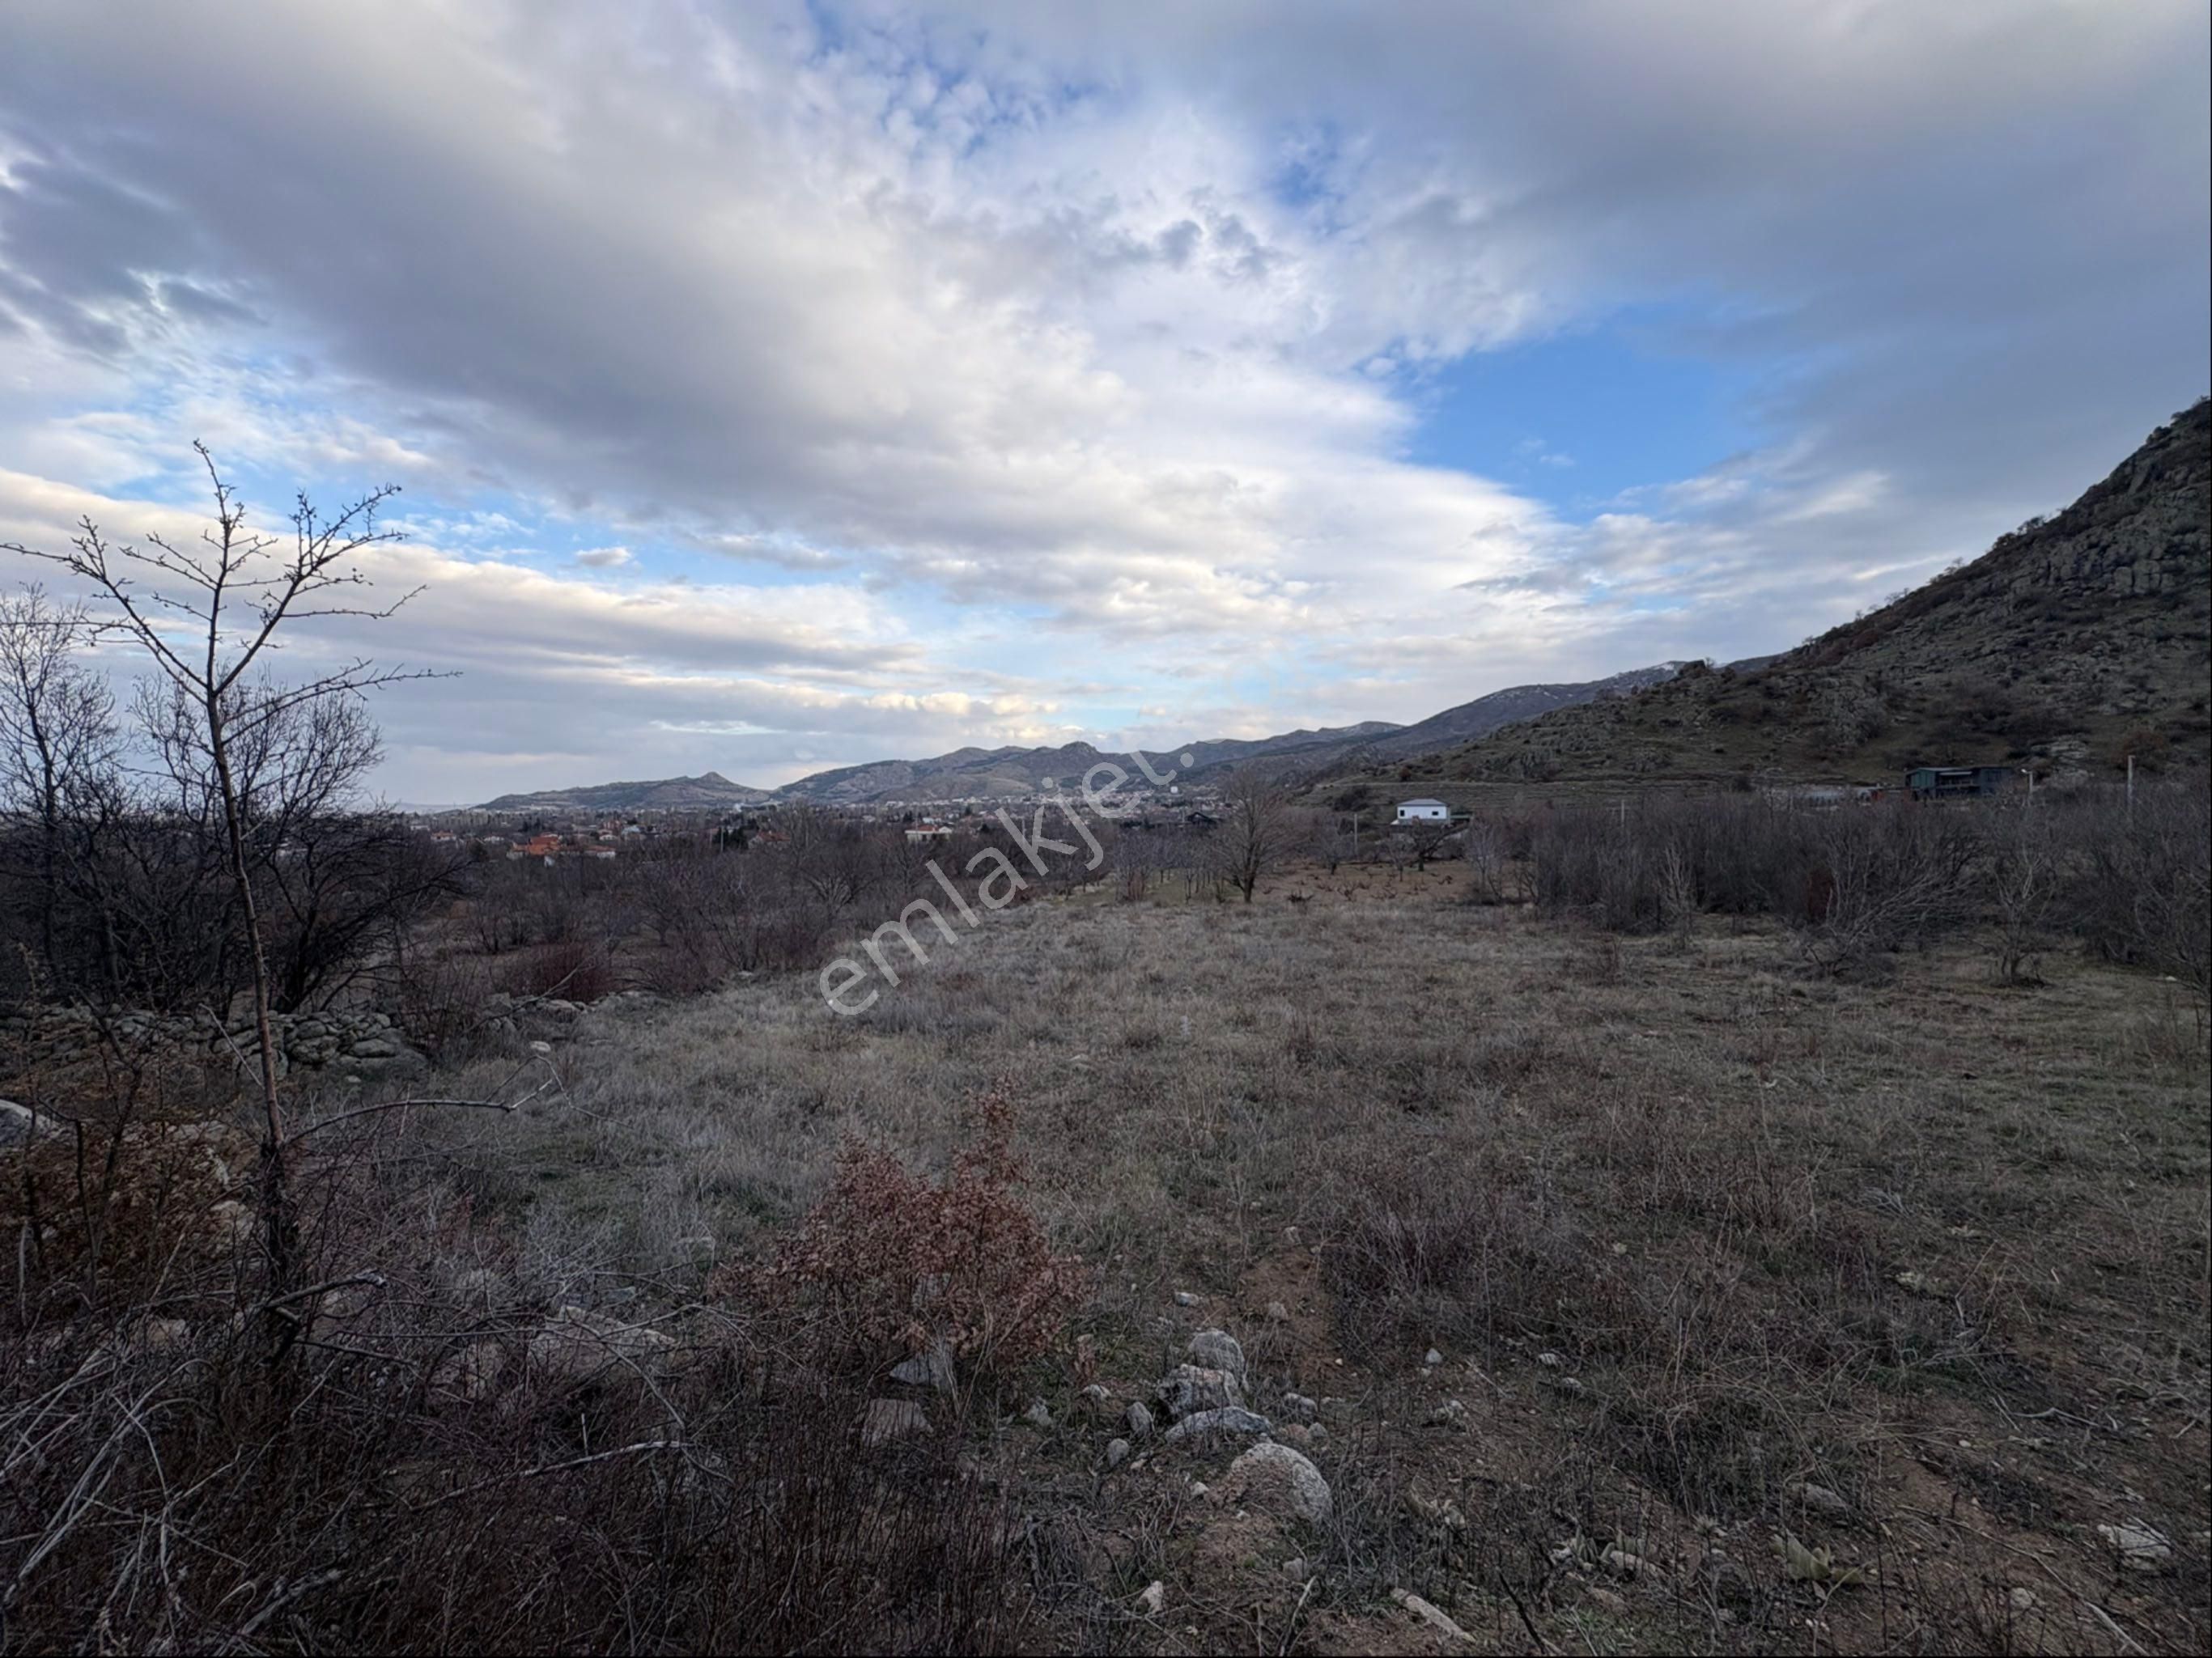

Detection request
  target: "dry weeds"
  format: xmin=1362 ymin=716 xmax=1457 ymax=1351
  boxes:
xmin=399 ymin=864 xmax=2209 ymax=1653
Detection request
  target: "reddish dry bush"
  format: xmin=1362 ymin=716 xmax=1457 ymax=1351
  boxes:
xmin=393 ymin=949 xmax=500 ymax=1060
xmin=752 ymin=1092 xmax=1086 ymax=1379
xmin=497 ymin=937 xmax=614 ymax=1002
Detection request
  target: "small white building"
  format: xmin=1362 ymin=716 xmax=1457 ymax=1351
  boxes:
xmin=1395 ymin=798 xmax=1450 ymax=824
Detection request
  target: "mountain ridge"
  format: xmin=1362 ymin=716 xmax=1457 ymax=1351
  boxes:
xmin=465 ymin=670 xmax=1685 ymax=810
xmin=1410 ymin=397 xmax=2211 ymax=787
xmin=477 ymin=771 xmax=775 ymax=814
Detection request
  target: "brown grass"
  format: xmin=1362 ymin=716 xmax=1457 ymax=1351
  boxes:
xmin=7 ymin=859 xmax=2207 ymax=1652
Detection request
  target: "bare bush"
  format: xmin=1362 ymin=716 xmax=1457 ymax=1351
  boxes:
xmin=2 ymin=1024 xmax=1047 ymax=1653
xmin=1320 ymin=1156 xmax=1639 ymax=1363
xmin=1459 ymin=817 xmax=1522 ymax=905
xmin=1985 ymin=798 xmax=2063 ymax=983
xmin=2072 ymin=781 xmax=2212 ymax=997
xmin=1788 ymin=804 xmax=1981 ymax=977
xmin=1 ymin=1243 xmax=1040 ymax=1652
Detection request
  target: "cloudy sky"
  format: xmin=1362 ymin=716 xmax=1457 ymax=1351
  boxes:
xmin=2 ymin=2 xmax=2205 ymax=801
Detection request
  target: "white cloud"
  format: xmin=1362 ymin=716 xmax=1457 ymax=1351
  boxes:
xmin=0 ymin=1 xmax=2201 ymax=795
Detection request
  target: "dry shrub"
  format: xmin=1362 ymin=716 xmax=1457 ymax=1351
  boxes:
xmin=1320 ymin=1156 xmax=1640 ymax=1363
xmin=393 ymin=948 xmax=500 ymax=1060
xmin=497 ymin=936 xmax=615 ymax=1002
xmin=6 ymin=1113 xmax=253 ymax=1316
xmin=2074 ymin=780 xmax=2211 ymax=994
xmin=3 ymin=1046 xmax=254 ymax=1317
xmin=0 ymin=1312 xmax=1042 ymax=1652
xmin=749 ymin=1091 xmax=1086 ymax=1382
xmin=2 ymin=1096 xmax=1047 ymax=1653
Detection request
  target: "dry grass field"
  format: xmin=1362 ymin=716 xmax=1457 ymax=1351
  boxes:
xmin=415 ymin=863 xmax=2210 ymax=1655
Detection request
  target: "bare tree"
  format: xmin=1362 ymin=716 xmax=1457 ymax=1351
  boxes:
xmin=1461 ymin=816 xmax=1517 ymax=905
xmin=6 ymin=448 xmax=434 ymax=1327
xmin=1216 ymin=768 xmax=1297 ymax=902
xmin=1402 ymin=816 xmax=1457 ymax=872
xmin=1792 ymin=805 xmax=1981 ymax=977
xmin=782 ymin=805 xmax=879 ymax=930
xmin=1111 ymin=817 xmax=1172 ymax=900
xmin=0 ymin=587 xmax=119 ymax=994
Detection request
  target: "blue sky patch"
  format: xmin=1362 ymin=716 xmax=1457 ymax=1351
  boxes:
xmin=1403 ymin=311 xmax=1768 ymax=515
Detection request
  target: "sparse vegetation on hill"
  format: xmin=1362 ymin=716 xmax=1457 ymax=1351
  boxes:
xmin=478 ymin=771 xmax=773 ymax=814
xmin=1403 ymin=400 xmax=2211 ymax=789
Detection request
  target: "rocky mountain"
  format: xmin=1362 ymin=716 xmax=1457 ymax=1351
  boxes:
xmin=1419 ymin=398 xmax=2210 ymax=787
xmin=477 ymin=771 xmax=773 ymax=814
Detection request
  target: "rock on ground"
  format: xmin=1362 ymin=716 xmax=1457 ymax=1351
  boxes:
xmin=1157 ymin=1363 xmax=1244 ymax=1418
xmin=1162 ymin=1406 xmax=1271 ymax=1442
xmin=430 ymin=1340 xmax=509 ymax=1403
xmin=1188 ymin=1328 xmax=1246 ymax=1378
xmin=1218 ymin=1441 xmax=1332 ymax=1524
xmin=526 ymin=1305 xmax=676 ymax=1381
xmin=2098 ymin=1523 xmax=2172 ymax=1573
xmin=890 ymin=1340 xmax=956 ymax=1393
xmin=1788 ymin=1480 xmax=1848 ymax=1515
xmin=861 ymin=1397 xmax=930 ymax=1446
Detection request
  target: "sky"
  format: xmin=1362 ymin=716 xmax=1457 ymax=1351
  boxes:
xmin=0 ymin=1 xmax=2205 ymax=802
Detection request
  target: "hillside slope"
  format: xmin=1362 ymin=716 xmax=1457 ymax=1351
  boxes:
xmin=1422 ymin=399 xmax=2210 ymax=787
xmin=478 ymin=771 xmax=773 ymax=813
xmin=779 ymin=723 xmax=1403 ymax=804
xmin=1348 ymin=664 xmax=1683 ymax=762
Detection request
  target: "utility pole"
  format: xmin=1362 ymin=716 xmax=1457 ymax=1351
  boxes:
xmin=2127 ymin=751 xmax=2135 ymax=815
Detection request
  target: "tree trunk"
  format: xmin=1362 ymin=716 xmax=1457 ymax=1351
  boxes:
xmin=208 ymin=696 xmax=295 ymax=1345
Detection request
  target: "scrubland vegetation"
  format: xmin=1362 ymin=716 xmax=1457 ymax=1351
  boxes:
xmin=2 ymin=462 xmax=2207 ymax=1654
xmin=4 ymin=768 xmax=2206 ymax=1652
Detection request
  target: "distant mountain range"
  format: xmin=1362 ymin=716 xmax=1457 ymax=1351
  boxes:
xmin=774 ymin=721 xmax=1407 ymax=805
xmin=467 ymin=669 xmax=1684 ymax=812
xmin=470 ymin=398 xmax=2208 ymax=818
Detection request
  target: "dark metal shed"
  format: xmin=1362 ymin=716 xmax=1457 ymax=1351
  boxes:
xmin=1906 ymin=765 xmax=2015 ymax=800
